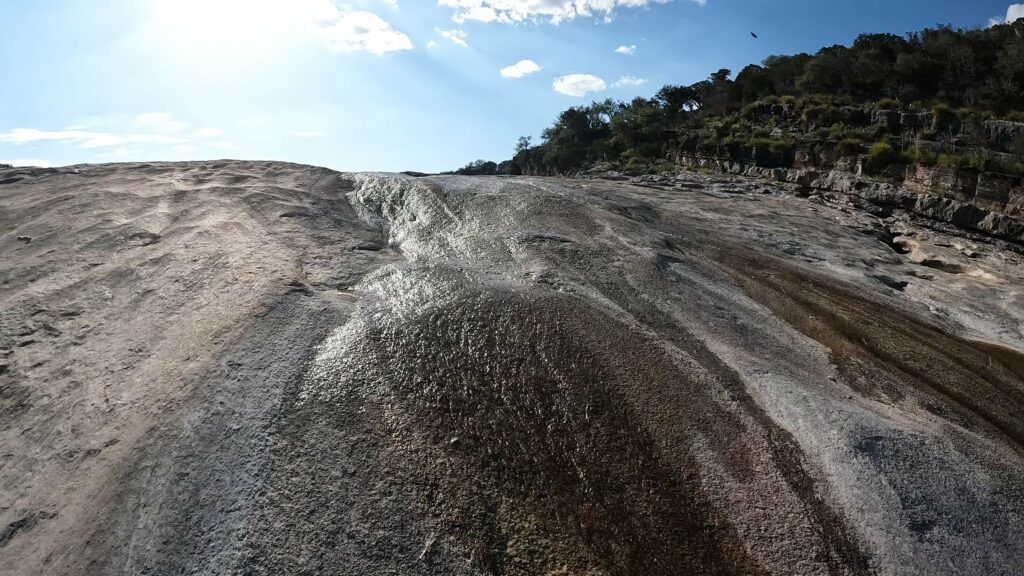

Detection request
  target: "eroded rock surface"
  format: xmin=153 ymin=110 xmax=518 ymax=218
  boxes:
xmin=2 ymin=162 xmax=1024 ymax=575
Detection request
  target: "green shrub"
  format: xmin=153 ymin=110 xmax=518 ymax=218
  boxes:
xmin=656 ymin=160 xmax=678 ymax=173
xmin=956 ymin=107 xmax=992 ymax=122
xmin=932 ymin=103 xmax=957 ymax=130
xmin=870 ymin=124 xmax=890 ymax=141
xmin=802 ymin=104 xmax=829 ymax=126
xmin=813 ymin=105 xmax=838 ymax=123
xmin=876 ymin=98 xmax=897 ymax=110
xmin=907 ymin=146 xmax=938 ymax=166
xmin=838 ymin=138 xmax=866 ymax=156
xmin=740 ymin=102 xmax=761 ymax=119
xmin=780 ymin=95 xmax=797 ymax=106
xmin=936 ymin=153 xmax=987 ymax=171
xmin=931 ymin=103 xmax=952 ymax=117
xmin=747 ymin=137 xmax=793 ymax=167
xmin=865 ymin=142 xmax=908 ymax=173
xmin=1004 ymin=110 xmax=1024 ymax=122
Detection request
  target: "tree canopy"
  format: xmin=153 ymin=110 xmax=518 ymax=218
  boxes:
xmin=453 ymin=19 xmax=1024 ymax=177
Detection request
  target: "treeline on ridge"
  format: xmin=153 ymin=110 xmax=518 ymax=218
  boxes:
xmin=449 ymin=19 xmax=1024 ymax=178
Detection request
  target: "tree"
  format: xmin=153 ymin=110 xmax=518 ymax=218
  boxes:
xmin=451 ymin=159 xmax=498 ymax=176
xmin=515 ymin=135 xmax=533 ymax=153
xmin=458 ymin=18 xmax=1024 ymax=177
xmin=608 ymin=97 xmax=668 ymax=160
xmin=655 ymin=84 xmax=701 ymax=113
xmin=734 ymin=65 xmax=774 ymax=104
xmin=798 ymin=46 xmax=852 ymax=95
xmin=540 ymin=100 xmax=617 ymax=172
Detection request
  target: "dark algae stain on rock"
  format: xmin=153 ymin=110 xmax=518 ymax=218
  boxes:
xmin=358 ymin=292 xmax=764 ymax=574
xmin=717 ymin=247 xmax=1024 ymax=450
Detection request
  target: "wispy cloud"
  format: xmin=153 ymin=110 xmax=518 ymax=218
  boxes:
xmin=436 ymin=28 xmax=470 ymax=47
xmin=0 ymin=159 xmax=52 ymax=168
xmin=0 ymin=113 xmax=227 ymax=152
xmin=439 ymin=0 xmax=675 ymax=24
xmin=553 ymin=74 xmax=607 ymax=97
xmin=612 ymin=75 xmax=647 ymax=87
xmin=615 ymin=44 xmax=637 ymax=55
xmin=321 ymin=11 xmax=414 ymax=54
xmin=0 ymin=129 xmax=186 ymax=149
xmin=501 ymin=59 xmax=542 ymax=78
xmin=989 ymin=3 xmax=1024 ymax=26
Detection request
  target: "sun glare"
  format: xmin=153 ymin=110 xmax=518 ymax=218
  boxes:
xmin=147 ymin=0 xmax=334 ymax=64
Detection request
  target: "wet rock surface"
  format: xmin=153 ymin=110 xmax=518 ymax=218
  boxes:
xmin=2 ymin=162 xmax=1024 ymax=575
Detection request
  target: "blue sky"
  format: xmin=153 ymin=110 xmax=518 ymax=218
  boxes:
xmin=1 ymin=0 xmax=1021 ymax=172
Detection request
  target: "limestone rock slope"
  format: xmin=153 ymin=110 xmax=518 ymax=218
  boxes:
xmin=2 ymin=161 xmax=1024 ymax=575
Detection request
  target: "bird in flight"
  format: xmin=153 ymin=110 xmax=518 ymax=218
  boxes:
xmin=751 ymin=32 xmax=759 ymax=39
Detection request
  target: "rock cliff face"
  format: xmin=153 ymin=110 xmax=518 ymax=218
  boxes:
xmin=3 ymin=161 xmax=1024 ymax=575
xmin=671 ymin=153 xmax=1024 ymax=243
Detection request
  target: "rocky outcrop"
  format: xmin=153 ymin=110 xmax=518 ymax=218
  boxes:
xmin=4 ymin=162 xmax=1024 ymax=575
xmin=670 ymin=153 xmax=1024 ymax=243
xmin=872 ymin=109 xmax=900 ymax=131
xmin=900 ymin=111 xmax=934 ymax=131
xmin=984 ymin=120 xmax=1024 ymax=153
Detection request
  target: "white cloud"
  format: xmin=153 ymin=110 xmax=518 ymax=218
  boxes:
xmin=439 ymin=0 xmax=674 ymax=24
xmin=437 ymin=28 xmax=470 ymax=46
xmin=1009 ymin=4 xmax=1024 ymax=23
xmin=0 ymin=113 xmax=230 ymax=154
xmin=0 ymin=128 xmax=186 ymax=149
xmin=553 ymin=74 xmax=607 ymax=97
xmin=612 ymin=75 xmax=647 ymax=87
xmin=320 ymin=11 xmax=413 ymax=54
xmin=990 ymin=4 xmax=1024 ymax=25
xmin=500 ymin=59 xmax=542 ymax=78
xmin=0 ymin=159 xmax=52 ymax=168
xmin=615 ymin=44 xmax=637 ymax=55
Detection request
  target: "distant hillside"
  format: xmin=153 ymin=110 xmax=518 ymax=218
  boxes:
xmin=454 ymin=18 xmax=1024 ymax=180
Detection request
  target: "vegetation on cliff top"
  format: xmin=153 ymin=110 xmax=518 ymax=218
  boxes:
xmin=453 ymin=19 xmax=1024 ymax=178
